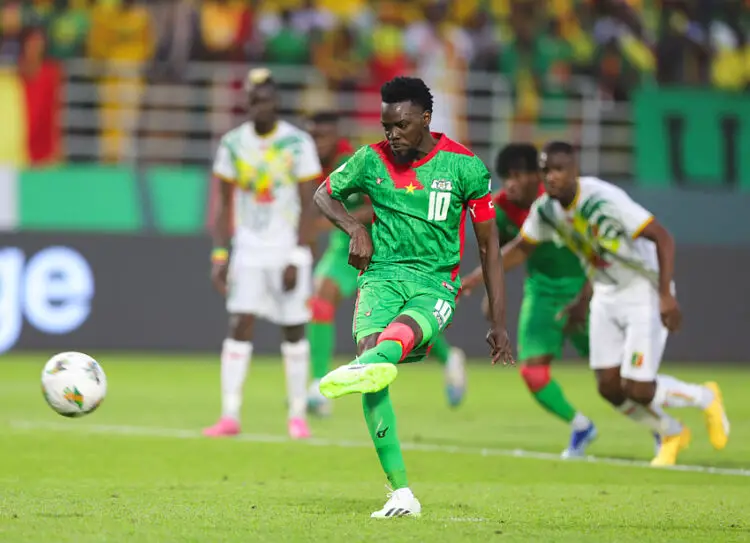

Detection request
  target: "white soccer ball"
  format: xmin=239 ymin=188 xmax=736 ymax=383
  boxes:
xmin=41 ymin=352 xmax=107 ymax=417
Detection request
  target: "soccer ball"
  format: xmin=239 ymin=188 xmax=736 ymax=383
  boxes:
xmin=41 ymin=352 xmax=107 ymax=417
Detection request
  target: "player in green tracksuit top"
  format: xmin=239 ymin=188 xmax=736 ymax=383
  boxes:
xmin=312 ymin=77 xmax=514 ymax=518
xmin=462 ymin=143 xmax=597 ymax=458
xmin=306 ymin=112 xmax=468 ymax=416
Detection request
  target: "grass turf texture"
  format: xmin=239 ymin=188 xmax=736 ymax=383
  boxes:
xmin=1 ymin=354 xmax=748 ymax=542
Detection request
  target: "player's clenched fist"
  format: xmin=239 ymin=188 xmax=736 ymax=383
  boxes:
xmin=486 ymin=327 xmax=514 ymax=366
xmin=348 ymin=225 xmax=373 ymax=271
xmin=211 ymin=262 xmax=229 ymax=296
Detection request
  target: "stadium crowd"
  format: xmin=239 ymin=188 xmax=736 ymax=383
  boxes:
xmin=2 ymin=0 xmax=748 ymax=166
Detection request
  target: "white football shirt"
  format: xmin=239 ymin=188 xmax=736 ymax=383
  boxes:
xmin=521 ymin=176 xmax=659 ymax=292
xmin=213 ymin=120 xmax=322 ymax=265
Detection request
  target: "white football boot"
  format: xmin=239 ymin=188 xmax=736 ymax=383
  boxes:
xmin=371 ymin=487 xmax=422 ymax=519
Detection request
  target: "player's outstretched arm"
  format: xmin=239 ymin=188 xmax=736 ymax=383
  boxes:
xmin=462 ymin=235 xmax=535 ymax=295
xmin=472 ymin=218 xmax=514 ymax=365
xmin=313 ymin=183 xmax=373 ymax=270
xmin=637 ymin=218 xmax=681 ymax=331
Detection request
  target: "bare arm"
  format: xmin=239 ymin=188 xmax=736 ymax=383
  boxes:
xmin=313 ymin=182 xmax=366 ymax=237
xmin=463 ymin=235 xmax=536 ymax=293
xmin=473 ymin=219 xmax=507 ymax=331
xmin=314 ymin=198 xmax=373 ymax=232
xmin=297 ymin=180 xmax=317 ymax=248
xmin=210 ymin=177 xmax=234 ymax=295
xmin=213 ymin=178 xmax=233 ymax=251
xmin=638 ymin=218 xmax=675 ymax=297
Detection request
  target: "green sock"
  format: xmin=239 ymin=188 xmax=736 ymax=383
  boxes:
xmin=533 ymin=380 xmax=577 ymax=423
xmin=354 ymin=340 xmax=403 ymax=365
xmin=309 ymin=321 xmax=335 ymax=380
xmin=430 ymin=334 xmax=450 ymax=366
xmin=363 ymin=387 xmax=408 ymax=489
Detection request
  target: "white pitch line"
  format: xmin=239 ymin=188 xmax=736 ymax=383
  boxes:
xmin=9 ymin=420 xmax=750 ymax=478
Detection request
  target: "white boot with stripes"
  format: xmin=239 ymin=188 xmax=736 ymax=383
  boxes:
xmin=371 ymin=487 xmax=422 ymax=518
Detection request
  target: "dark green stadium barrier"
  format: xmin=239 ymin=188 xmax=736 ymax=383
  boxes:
xmin=634 ymin=88 xmax=750 ymax=190
xmin=19 ymin=165 xmax=144 ymax=231
xmin=145 ymin=166 xmax=208 ymax=235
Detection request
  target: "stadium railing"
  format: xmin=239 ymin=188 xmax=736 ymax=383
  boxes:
xmin=60 ymin=59 xmax=634 ymax=181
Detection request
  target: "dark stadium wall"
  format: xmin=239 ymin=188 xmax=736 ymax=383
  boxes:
xmin=1 ymin=232 xmax=747 ymax=363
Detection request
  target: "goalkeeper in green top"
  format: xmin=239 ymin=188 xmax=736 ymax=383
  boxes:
xmin=305 ymin=112 xmax=468 ymax=417
xmin=462 ymin=143 xmax=597 ymax=458
xmin=313 ymin=76 xmax=514 ymax=518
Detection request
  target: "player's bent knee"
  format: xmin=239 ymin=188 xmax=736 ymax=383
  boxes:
xmin=519 ymin=363 xmax=551 ymax=392
xmin=357 ymin=333 xmax=380 ymax=355
xmin=282 ymin=324 xmax=306 ymax=343
xmin=228 ymin=314 xmax=255 ymax=342
xmin=622 ymin=379 xmax=656 ymax=405
xmin=309 ymin=296 xmax=336 ymax=323
xmin=377 ymin=322 xmax=417 ymax=359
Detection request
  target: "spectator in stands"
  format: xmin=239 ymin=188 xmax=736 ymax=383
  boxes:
xmin=262 ymin=10 xmax=311 ymax=66
xmin=18 ymin=26 xmax=62 ymax=166
xmin=353 ymin=2 xmax=412 ymax=140
xmin=312 ymin=22 xmax=369 ymax=114
xmin=655 ymin=0 xmax=711 ymax=86
xmin=591 ymin=0 xmax=655 ymax=101
xmin=498 ymin=1 xmax=569 ymax=124
xmin=192 ymin=0 xmax=253 ymax=62
xmin=21 ymin=0 xmax=57 ymax=31
xmin=148 ymin=0 xmax=195 ymax=79
xmin=290 ymin=0 xmax=335 ymax=36
xmin=88 ymin=0 xmax=155 ymax=162
xmin=0 ymin=1 xmax=24 ymax=64
xmin=466 ymin=7 xmax=500 ymax=72
xmin=404 ymin=0 xmax=472 ymax=142
xmin=46 ymin=0 xmax=90 ymax=61
xmin=708 ymin=0 xmax=749 ymax=91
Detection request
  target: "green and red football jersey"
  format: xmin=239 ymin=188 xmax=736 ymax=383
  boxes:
xmin=326 ymin=134 xmax=495 ymax=294
xmin=493 ymin=187 xmax=586 ymax=295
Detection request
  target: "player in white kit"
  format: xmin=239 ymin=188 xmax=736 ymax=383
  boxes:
xmin=204 ymin=68 xmax=322 ymax=440
xmin=502 ymin=141 xmax=729 ymax=467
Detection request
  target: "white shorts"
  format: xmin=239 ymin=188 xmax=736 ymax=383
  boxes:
xmin=589 ymin=281 xmax=668 ymax=382
xmin=226 ymin=261 xmax=312 ymax=326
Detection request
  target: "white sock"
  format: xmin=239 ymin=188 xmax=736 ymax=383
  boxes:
xmin=393 ymin=488 xmax=414 ymax=500
xmin=654 ymin=374 xmax=714 ymax=409
xmin=617 ymin=399 xmax=683 ymax=436
xmin=571 ymin=412 xmax=592 ymax=431
xmin=220 ymin=339 xmax=253 ymax=420
xmin=282 ymin=339 xmax=310 ymax=419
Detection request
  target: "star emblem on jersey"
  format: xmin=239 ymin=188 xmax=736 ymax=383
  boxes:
xmin=405 ymin=183 xmax=417 ymax=194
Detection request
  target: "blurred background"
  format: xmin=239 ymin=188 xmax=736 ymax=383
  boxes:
xmin=0 ymin=0 xmax=748 ymax=361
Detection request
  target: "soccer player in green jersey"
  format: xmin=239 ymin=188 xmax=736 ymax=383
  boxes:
xmin=462 ymin=143 xmax=597 ymax=458
xmin=306 ymin=112 xmax=468 ymax=416
xmin=313 ymin=77 xmax=514 ymax=518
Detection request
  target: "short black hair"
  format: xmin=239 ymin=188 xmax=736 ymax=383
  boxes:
xmin=495 ymin=143 xmax=539 ymax=177
xmin=541 ymin=141 xmax=575 ymax=158
xmin=307 ymin=111 xmax=339 ymax=125
xmin=380 ymin=76 xmax=433 ymax=113
xmin=539 ymin=141 xmax=575 ymax=168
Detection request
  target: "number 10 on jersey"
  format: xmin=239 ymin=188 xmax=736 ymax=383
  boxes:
xmin=428 ymin=191 xmax=451 ymax=222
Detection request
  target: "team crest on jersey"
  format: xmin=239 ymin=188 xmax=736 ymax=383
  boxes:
xmin=431 ymin=179 xmax=453 ymax=192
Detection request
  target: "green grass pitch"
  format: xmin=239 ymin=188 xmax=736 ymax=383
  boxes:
xmin=1 ymin=354 xmax=749 ymax=542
